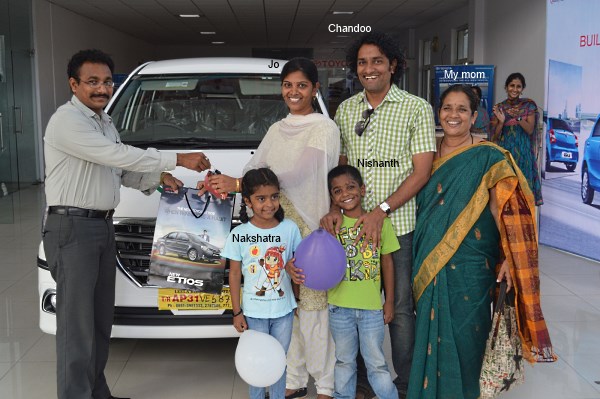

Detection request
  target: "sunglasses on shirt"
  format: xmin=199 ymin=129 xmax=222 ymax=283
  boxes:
xmin=354 ymin=108 xmax=374 ymax=136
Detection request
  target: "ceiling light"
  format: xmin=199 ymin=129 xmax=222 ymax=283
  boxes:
xmin=200 ymin=31 xmax=216 ymax=35
xmin=179 ymin=14 xmax=200 ymax=18
xmin=212 ymin=41 xmax=225 ymax=45
xmin=332 ymin=11 xmax=354 ymax=15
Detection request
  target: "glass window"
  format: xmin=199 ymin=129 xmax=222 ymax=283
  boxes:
xmin=593 ymin=119 xmax=600 ymax=137
xmin=456 ymin=26 xmax=469 ymax=64
xmin=423 ymin=40 xmax=431 ymax=66
xmin=551 ymin=118 xmax=572 ymax=132
xmin=420 ymin=40 xmax=433 ymax=103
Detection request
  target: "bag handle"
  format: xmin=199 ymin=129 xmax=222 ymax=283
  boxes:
xmin=494 ymin=280 xmax=508 ymax=315
xmin=185 ymin=190 xmax=211 ymax=219
xmin=491 ymin=280 xmax=516 ymax=347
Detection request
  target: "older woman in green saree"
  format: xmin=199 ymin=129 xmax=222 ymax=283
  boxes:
xmin=407 ymin=85 xmax=556 ymax=399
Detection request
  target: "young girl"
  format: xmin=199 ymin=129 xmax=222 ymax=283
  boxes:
xmin=222 ymin=167 xmax=302 ymax=399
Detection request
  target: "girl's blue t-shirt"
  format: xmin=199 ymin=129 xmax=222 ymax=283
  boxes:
xmin=222 ymin=218 xmax=301 ymax=319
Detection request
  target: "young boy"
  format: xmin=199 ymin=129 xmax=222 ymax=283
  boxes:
xmin=326 ymin=165 xmax=400 ymax=399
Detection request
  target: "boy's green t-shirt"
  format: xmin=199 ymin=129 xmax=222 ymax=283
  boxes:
xmin=328 ymin=215 xmax=400 ymax=310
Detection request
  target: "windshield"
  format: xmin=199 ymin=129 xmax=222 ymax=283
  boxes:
xmin=109 ymin=74 xmax=291 ymax=149
xmin=551 ymin=119 xmax=572 ymax=132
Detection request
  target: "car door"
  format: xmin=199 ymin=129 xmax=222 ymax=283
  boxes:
xmin=587 ymin=120 xmax=600 ymax=187
xmin=175 ymin=232 xmax=191 ymax=256
xmin=164 ymin=232 xmax=179 ymax=254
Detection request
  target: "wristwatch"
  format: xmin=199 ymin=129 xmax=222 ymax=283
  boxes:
xmin=379 ymin=201 xmax=391 ymax=216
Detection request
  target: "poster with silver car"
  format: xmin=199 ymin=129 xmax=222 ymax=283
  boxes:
xmin=148 ymin=187 xmax=234 ymax=294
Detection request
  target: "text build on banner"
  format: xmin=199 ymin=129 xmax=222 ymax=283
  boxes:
xmin=148 ymin=188 xmax=235 ymax=294
xmin=433 ymin=65 xmax=495 ymax=125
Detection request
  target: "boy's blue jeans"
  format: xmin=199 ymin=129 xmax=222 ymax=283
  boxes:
xmin=245 ymin=311 xmax=294 ymax=399
xmin=328 ymin=305 xmax=398 ymax=399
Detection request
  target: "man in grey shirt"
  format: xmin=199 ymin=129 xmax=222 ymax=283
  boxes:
xmin=42 ymin=49 xmax=211 ymax=399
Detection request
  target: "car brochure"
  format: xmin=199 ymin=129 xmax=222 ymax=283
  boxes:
xmin=148 ymin=187 xmax=235 ymax=294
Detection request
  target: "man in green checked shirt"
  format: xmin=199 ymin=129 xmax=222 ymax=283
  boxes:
xmin=321 ymin=31 xmax=436 ymax=399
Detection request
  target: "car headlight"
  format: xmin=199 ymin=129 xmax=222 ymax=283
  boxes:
xmin=42 ymin=289 xmax=57 ymax=314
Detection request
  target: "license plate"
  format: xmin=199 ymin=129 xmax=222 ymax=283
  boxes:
xmin=562 ymin=151 xmax=572 ymax=159
xmin=158 ymin=287 xmax=232 ymax=311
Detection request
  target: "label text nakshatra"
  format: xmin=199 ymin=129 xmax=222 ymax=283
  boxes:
xmin=232 ymin=234 xmax=281 ymax=243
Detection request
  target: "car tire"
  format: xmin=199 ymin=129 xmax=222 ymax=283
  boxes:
xmin=566 ymin=162 xmax=576 ymax=172
xmin=159 ymin=245 xmax=166 ymax=255
xmin=581 ymin=167 xmax=595 ymax=204
xmin=187 ymin=248 xmax=199 ymax=262
xmin=545 ymin=150 xmax=551 ymax=170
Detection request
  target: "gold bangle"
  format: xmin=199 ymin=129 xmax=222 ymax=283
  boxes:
xmin=236 ymin=178 xmax=241 ymax=193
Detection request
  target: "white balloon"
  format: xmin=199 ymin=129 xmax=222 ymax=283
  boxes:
xmin=234 ymin=329 xmax=286 ymax=387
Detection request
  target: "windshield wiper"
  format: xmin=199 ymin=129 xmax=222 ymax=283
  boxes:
xmin=125 ymin=137 xmax=232 ymax=148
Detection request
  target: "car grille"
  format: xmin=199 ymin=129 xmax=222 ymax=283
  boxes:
xmin=114 ymin=217 xmax=235 ymax=287
xmin=114 ymin=218 xmax=156 ymax=286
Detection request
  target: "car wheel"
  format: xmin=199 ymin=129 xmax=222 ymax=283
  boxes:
xmin=187 ymin=248 xmax=199 ymax=261
xmin=566 ymin=162 xmax=576 ymax=172
xmin=159 ymin=245 xmax=166 ymax=255
xmin=581 ymin=167 xmax=595 ymax=204
xmin=545 ymin=150 xmax=551 ymax=170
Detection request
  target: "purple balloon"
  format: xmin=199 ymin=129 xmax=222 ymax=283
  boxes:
xmin=294 ymin=228 xmax=346 ymax=290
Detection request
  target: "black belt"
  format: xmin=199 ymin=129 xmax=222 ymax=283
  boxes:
xmin=48 ymin=206 xmax=115 ymax=219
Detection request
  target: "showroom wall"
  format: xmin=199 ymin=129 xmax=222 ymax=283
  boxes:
xmin=415 ymin=6 xmax=471 ymax=63
xmin=33 ymin=0 xmax=154 ymax=134
xmin=483 ymin=0 xmax=546 ymax=106
xmin=409 ymin=0 xmax=546 ymax=108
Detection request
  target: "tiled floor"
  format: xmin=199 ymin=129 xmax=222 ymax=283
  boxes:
xmin=1 ymin=185 xmax=599 ymax=398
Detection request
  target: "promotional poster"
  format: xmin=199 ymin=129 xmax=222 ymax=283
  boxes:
xmin=148 ymin=188 xmax=235 ymax=294
xmin=433 ymin=64 xmax=495 ymax=128
xmin=541 ymin=0 xmax=600 ymax=261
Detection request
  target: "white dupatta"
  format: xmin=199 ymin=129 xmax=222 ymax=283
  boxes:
xmin=244 ymin=113 xmax=340 ymax=231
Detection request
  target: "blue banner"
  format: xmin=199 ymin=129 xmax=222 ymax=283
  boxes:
xmin=433 ymin=65 xmax=495 ymax=126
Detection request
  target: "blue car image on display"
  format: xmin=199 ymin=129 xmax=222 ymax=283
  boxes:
xmin=581 ymin=115 xmax=600 ymax=204
xmin=546 ymin=117 xmax=579 ymax=172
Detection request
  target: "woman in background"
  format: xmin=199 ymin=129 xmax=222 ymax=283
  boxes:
xmin=490 ymin=72 xmax=543 ymax=205
xmin=470 ymin=85 xmax=489 ymax=137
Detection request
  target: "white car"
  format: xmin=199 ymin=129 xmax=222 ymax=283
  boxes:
xmin=38 ymin=57 xmax=329 ymax=338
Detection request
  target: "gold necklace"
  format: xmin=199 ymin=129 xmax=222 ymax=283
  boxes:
xmin=438 ymin=134 xmax=473 ymax=157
